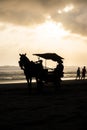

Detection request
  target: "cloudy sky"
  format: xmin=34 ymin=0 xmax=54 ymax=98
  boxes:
xmin=0 ymin=0 xmax=87 ymax=67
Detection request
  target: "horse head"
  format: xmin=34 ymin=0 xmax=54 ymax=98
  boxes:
xmin=19 ymin=53 xmax=30 ymax=70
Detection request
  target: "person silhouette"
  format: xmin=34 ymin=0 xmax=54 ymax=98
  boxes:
xmin=76 ymin=67 xmax=80 ymax=80
xmin=54 ymin=60 xmax=64 ymax=88
xmin=81 ymin=66 xmax=86 ymax=80
xmin=56 ymin=61 xmax=64 ymax=79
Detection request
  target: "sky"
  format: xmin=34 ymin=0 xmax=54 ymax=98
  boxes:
xmin=0 ymin=0 xmax=87 ymax=67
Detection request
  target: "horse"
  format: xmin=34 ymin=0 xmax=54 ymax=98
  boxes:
xmin=18 ymin=53 xmax=46 ymax=89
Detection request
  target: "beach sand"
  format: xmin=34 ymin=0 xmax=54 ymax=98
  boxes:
xmin=0 ymin=79 xmax=87 ymax=129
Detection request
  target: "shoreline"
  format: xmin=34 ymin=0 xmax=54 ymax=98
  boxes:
xmin=0 ymin=77 xmax=85 ymax=85
xmin=0 ymin=78 xmax=87 ymax=90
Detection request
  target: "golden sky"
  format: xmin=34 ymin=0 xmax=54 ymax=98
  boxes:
xmin=0 ymin=0 xmax=87 ymax=67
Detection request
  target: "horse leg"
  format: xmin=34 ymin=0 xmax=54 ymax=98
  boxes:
xmin=26 ymin=76 xmax=32 ymax=92
xmin=29 ymin=77 xmax=32 ymax=87
xmin=36 ymin=77 xmax=39 ymax=88
xmin=26 ymin=76 xmax=29 ymax=86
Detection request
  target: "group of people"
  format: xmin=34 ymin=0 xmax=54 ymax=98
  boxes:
xmin=76 ymin=66 xmax=86 ymax=80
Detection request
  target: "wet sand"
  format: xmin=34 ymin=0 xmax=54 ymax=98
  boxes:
xmin=0 ymin=79 xmax=87 ymax=129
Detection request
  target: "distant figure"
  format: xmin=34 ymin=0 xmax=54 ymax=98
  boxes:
xmin=76 ymin=67 xmax=80 ymax=80
xmin=81 ymin=66 xmax=86 ymax=79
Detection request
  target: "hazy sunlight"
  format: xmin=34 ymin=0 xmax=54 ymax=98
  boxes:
xmin=35 ymin=20 xmax=69 ymax=38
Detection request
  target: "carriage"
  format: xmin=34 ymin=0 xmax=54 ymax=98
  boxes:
xmin=19 ymin=53 xmax=64 ymax=90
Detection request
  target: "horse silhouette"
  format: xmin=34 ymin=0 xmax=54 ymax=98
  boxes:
xmin=18 ymin=54 xmax=46 ymax=89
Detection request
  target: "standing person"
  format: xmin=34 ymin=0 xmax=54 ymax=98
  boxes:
xmin=81 ymin=66 xmax=86 ymax=79
xmin=54 ymin=60 xmax=64 ymax=88
xmin=76 ymin=67 xmax=80 ymax=80
xmin=56 ymin=61 xmax=64 ymax=79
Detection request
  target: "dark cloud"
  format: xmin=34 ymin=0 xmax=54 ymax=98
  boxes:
xmin=0 ymin=0 xmax=87 ymax=36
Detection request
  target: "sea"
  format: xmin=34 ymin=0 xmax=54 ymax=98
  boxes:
xmin=0 ymin=66 xmax=86 ymax=84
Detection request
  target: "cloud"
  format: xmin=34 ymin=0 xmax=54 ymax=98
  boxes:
xmin=0 ymin=0 xmax=87 ymax=36
xmin=55 ymin=2 xmax=87 ymax=36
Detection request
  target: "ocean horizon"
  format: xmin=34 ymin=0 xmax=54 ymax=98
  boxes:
xmin=0 ymin=65 xmax=86 ymax=84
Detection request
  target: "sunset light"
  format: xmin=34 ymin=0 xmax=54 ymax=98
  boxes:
xmin=35 ymin=20 xmax=69 ymax=38
xmin=0 ymin=0 xmax=87 ymax=67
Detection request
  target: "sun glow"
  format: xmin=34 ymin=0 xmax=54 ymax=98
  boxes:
xmin=35 ymin=20 xmax=69 ymax=38
xmin=0 ymin=21 xmax=70 ymax=52
xmin=0 ymin=21 xmax=71 ymax=65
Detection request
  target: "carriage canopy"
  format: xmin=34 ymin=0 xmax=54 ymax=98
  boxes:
xmin=33 ymin=53 xmax=64 ymax=63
